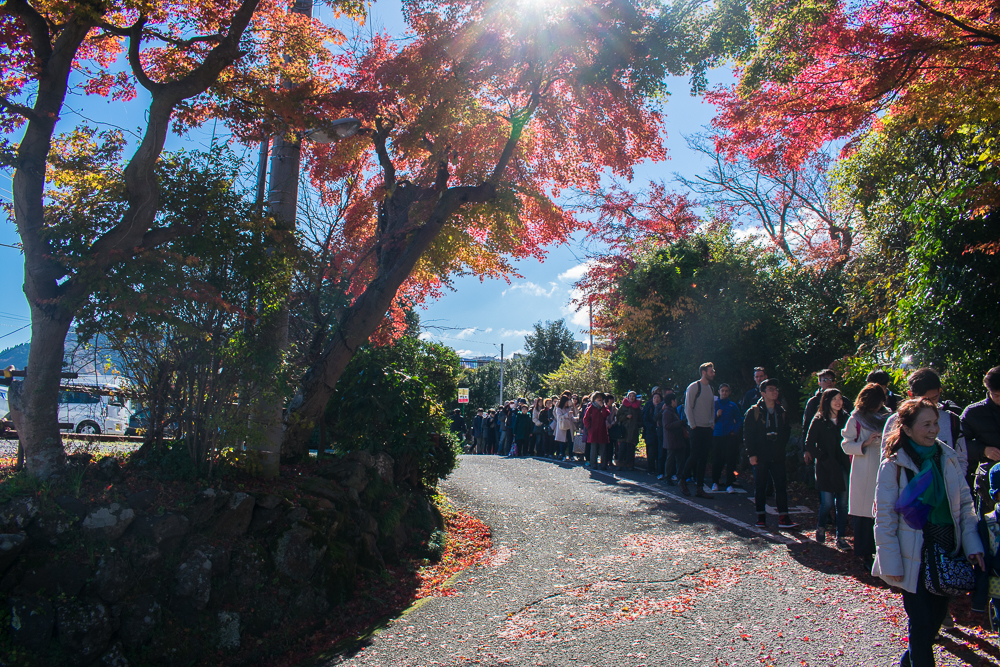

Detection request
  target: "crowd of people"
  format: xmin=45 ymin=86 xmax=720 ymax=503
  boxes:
xmin=452 ymin=362 xmax=1000 ymax=667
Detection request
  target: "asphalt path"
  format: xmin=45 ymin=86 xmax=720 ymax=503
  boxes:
xmin=325 ymin=455 xmax=998 ymax=667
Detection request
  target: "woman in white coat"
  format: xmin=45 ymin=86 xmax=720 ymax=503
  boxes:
xmin=842 ymin=383 xmax=892 ymax=567
xmin=554 ymin=395 xmax=575 ymax=460
xmin=873 ymin=398 xmax=985 ymax=667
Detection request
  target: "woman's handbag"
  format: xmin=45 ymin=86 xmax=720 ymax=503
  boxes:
xmin=572 ymin=434 xmax=586 ymax=455
xmin=608 ymin=423 xmax=626 ymax=441
xmin=923 ymin=540 xmax=976 ymax=596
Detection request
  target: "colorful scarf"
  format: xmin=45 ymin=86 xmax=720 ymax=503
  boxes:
xmin=893 ymin=440 xmax=952 ymax=530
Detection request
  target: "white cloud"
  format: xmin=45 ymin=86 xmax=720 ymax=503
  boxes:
xmin=454 ymin=349 xmax=480 ymax=357
xmin=558 ymin=260 xmax=595 ymax=283
xmin=454 ymin=326 xmax=492 ymax=339
xmin=418 ymin=332 xmax=434 ymax=341
xmin=500 ymin=328 xmax=531 ymax=338
xmin=501 ymin=281 xmax=559 ymax=298
xmin=561 ymin=287 xmax=590 ymax=329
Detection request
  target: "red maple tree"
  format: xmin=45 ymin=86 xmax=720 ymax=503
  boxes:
xmin=278 ymin=0 xmax=713 ymax=456
xmin=708 ymin=0 xmax=1000 ymax=167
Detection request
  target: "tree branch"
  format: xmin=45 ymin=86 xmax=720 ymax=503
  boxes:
xmin=1 ymin=0 xmax=53 ymax=64
xmin=373 ymin=117 xmax=397 ymax=191
xmin=127 ymin=16 xmax=162 ymax=93
xmin=913 ymin=0 xmax=1000 ymax=45
xmin=0 ymin=94 xmax=38 ymax=121
xmin=146 ymin=30 xmax=224 ymax=49
xmin=138 ymin=224 xmax=192 ymax=250
xmin=489 ymin=93 xmax=539 ymax=186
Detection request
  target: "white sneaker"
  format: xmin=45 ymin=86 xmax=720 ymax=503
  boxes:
xmin=726 ymin=486 xmax=736 ymax=494
xmin=711 ymin=484 xmax=720 ymax=493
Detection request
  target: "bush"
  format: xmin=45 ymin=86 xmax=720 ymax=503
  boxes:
xmin=325 ymin=336 xmax=462 ymax=488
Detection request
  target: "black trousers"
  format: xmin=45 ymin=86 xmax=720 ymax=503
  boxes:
xmin=711 ymin=432 xmax=740 ymax=486
xmin=644 ymin=431 xmax=660 ymax=473
xmin=900 ymin=569 xmax=950 ymax=667
xmin=682 ymin=426 xmax=713 ymax=487
xmin=753 ymin=457 xmax=788 ymax=515
xmin=853 ymin=515 xmax=876 ymax=561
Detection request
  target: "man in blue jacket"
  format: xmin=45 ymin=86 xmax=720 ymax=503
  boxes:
xmin=711 ymin=383 xmax=743 ymax=493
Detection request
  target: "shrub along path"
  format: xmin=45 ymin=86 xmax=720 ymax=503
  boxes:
xmin=322 ymin=455 xmax=995 ymax=667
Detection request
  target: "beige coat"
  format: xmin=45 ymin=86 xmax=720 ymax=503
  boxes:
xmin=872 ymin=442 xmax=983 ymax=594
xmin=841 ymin=413 xmax=884 ymax=519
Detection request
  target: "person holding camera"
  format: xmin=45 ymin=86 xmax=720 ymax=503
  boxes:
xmin=744 ymin=378 xmax=798 ymax=530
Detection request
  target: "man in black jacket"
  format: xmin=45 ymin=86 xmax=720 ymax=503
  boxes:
xmin=802 ymin=369 xmax=854 ymax=430
xmin=745 ymin=378 xmax=798 ymax=530
xmin=962 ymin=367 xmax=1000 ymax=511
xmin=741 ymin=367 xmax=768 ymax=412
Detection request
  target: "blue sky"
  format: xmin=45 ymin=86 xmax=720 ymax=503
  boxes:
xmin=0 ymin=0 xmax=732 ymax=357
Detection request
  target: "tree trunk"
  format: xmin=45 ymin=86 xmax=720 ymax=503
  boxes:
xmin=20 ymin=305 xmax=73 ymax=477
xmin=281 ymin=180 xmax=497 ymax=459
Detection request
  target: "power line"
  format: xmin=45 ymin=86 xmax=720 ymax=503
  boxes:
xmin=0 ymin=242 xmax=21 ymax=250
xmin=0 ymin=323 xmax=30 ymax=340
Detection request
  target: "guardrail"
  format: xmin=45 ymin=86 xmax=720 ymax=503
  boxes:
xmin=1 ymin=431 xmax=146 ymax=443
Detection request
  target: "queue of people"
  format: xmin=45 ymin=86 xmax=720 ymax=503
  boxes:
xmin=459 ymin=362 xmax=1000 ymax=667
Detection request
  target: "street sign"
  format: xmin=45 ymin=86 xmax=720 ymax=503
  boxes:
xmin=458 ymin=388 xmax=469 ymax=404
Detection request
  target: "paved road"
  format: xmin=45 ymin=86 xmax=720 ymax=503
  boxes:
xmin=327 ymin=456 xmax=996 ymax=667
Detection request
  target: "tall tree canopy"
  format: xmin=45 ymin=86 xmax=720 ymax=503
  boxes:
xmin=1 ymin=0 xmax=363 ymax=478
xmin=709 ymin=0 xmax=1000 ymax=169
xmin=523 ymin=319 xmax=579 ymax=392
xmin=281 ymin=0 xmax=719 ymax=457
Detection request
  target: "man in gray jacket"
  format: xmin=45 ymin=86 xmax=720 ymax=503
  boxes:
xmin=680 ymin=362 xmax=717 ymax=499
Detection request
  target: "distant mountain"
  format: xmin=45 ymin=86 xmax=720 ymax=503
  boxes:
xmin=0 ymin=343 xmax=29 ymax=370
xmin=0 ymin=333 xmax=126 ymax=375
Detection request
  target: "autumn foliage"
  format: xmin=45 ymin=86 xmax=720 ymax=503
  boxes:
xmin=709 ymin=0 xmax=1000 ymax=168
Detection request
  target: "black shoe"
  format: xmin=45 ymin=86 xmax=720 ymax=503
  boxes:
xmin=778 ymin=515 xmax=799 ymax=530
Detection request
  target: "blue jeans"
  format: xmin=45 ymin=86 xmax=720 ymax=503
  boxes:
xmin=818 ymin=490 xmax=848 ymax=538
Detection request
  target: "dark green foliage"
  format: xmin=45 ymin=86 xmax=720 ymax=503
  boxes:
xmin=460 ymin=355 xmax=531 ymax=410
xmin=835 ymin=124 xmax=1000 ymax=406
xmin=325 ymin=336 xmax=462 ymax=487
xmin=609 ymin=230 xmax=856 ymax=404
xmin=64 ymin=142 xmax=291 ymax=470
xmin=892 ymin=199 xmax=1000 ymax=405
xmin=523 ymin=319 xmax=580 ymax=392
xmin=426 ymin=529 xmax=447 ymax=562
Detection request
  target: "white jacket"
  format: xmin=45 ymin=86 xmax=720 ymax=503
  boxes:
xmin=872 ymin=442 xmax=983 ymax=593
xmin=841 ymin=413 xmax=884 ymax=519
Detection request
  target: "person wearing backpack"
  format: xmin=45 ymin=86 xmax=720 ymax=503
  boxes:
xmin=873 ymin=399 xmax=984 ymax=667
xmin=681 ymin=362 xmax=717 ymax=498
xmin=962 ymin=367 xmax=1000 ymax=514
xmin=884 ymin=368 xmax=968 ymax=475
xmin=745 ymin=378 xmax=799 ymax=530
xmin=660 ymin=391 xmax=685 ymax=483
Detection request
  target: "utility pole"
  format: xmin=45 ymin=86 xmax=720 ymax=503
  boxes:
xmin=589 ymin=298 xmax=593 ymax=367
xmin=499 ymin=343 xmax=504 ymax=405
xmin=253 ymin=0 xmax=314 ymax=477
